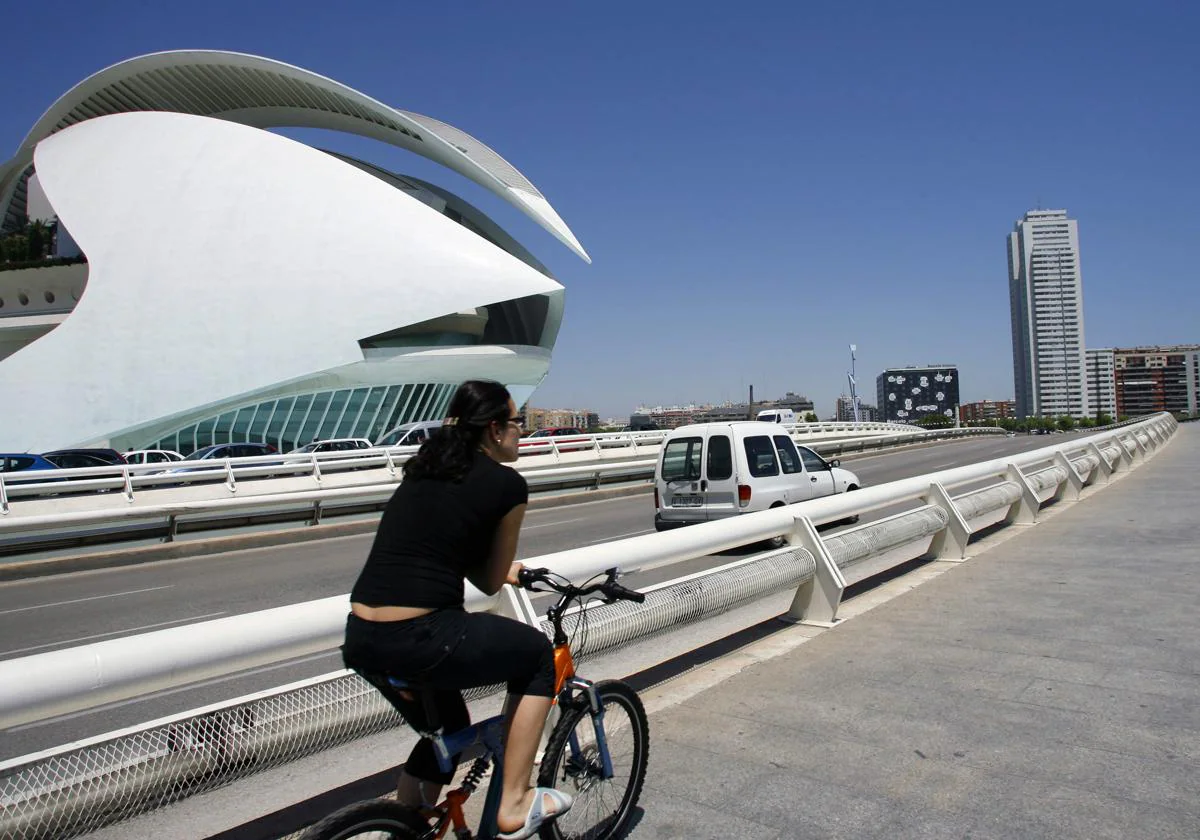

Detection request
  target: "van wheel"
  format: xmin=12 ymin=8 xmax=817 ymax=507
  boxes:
xmin=764 ymin=503 xmax=788 ymax=549
xmin=842 ymin=485 xmax=860 ymax=525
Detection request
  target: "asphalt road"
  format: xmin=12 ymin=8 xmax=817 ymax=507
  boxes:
xmin=0 ymin=432 xmax=1083 ymax=758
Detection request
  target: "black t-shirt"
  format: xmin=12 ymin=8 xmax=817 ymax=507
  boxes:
xmin=350 ymin=453 xmax=529 ymax=609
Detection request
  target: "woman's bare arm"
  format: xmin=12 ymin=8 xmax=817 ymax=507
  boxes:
xmin=467 ymin=504 xmax=527 ymax=595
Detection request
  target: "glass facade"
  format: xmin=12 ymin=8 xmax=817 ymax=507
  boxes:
xmin=149 ymin=382 xmax=457 ymax=455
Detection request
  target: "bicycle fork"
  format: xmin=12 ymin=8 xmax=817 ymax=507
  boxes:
xmin=563 ymin=676 xmax=615 ymax=781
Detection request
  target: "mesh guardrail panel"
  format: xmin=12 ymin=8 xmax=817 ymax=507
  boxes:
xmin=953 ymin=482 xmax=1022 ymax=521
xmin=1 ymin=673 xmax=403 ymax=840
xmin=0 ymin=547 xmax=816 ymax=840
xmin=823 ymin=505 xmax=949 ymax=569
xmin=1070 ymin=454 xmax=1099 ymax=477
xmin=545 ymin=546 xmax=817 ymax=669
xmin=1026 ymin=465 xmax=1068 ymax=495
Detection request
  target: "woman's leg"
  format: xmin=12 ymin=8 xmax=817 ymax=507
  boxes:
xmin=495 ymin=692 xmax=555 ymax=834
xmin=417 ymin=611 xmax=562 ymax=832
xmin=395 ymin=687 xmax=469 ymax=806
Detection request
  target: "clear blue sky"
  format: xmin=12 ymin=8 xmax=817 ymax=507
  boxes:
xmin=4 ymin=1 xmax=1196 ymax=418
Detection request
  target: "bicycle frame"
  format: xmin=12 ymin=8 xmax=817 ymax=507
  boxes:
xmin=417 ymin=641 xmax=617 ymax=837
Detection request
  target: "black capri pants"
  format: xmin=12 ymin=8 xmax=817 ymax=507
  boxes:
xmin=342 ymin=608 xmax=555 ymax=784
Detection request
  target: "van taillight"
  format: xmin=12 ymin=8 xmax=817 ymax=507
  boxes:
xmin=654 ymin=488 xmax=660 ymax=508
xmin=738 ymin=484 xmax=751 ymax=506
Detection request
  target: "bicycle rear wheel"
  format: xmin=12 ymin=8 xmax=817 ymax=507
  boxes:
xmin=299 ymin=799 xmax=428 ymax=840
xmin=538 ymin=680 xmax=649 ymax=840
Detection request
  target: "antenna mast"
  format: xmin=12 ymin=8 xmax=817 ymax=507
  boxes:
xmin=847 ymin=344 xmax=861 ymax=423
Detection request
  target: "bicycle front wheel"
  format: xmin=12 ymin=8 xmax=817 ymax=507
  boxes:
xmin=538 ymin=679 xmax=649 ymax=840
xmin=299 ymin=799 xmax=428 ymax=840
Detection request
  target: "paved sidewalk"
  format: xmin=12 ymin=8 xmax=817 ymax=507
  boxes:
xmin=630 ymin=425 xmax=1199 ymax=839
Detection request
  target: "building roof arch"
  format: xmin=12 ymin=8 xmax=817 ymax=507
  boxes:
xmin=7 ymin=49 xmax=589 ymax=262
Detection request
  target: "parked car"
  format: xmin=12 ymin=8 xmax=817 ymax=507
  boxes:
xmin=123 ymin=449 xmax=185 ymax=465
xmin=168 ymin=443 xmax=279 ymax=473
xmin=519 ymin=427 xmax=590 ymax=450
xmin=654 ymin=422 xmax=861 ymax=533
xmin=524 ymin=427 xmax=584 ymax=439
xmin=375 ymin=420 xmax=443 ymax=448
xmin=41 ymin=448 xmax=127 ymax=468
xmin=288 ymin=438 xmax=373 ymax=455
xmin=0 ymin=453 xmax=60 ymax=474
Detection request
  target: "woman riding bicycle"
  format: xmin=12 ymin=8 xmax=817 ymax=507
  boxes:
xmin=342 ymin=380 xmax=571 ymax=840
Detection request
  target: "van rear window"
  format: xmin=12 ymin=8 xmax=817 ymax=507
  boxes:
xmin=707 ymin=435 xmax=732 ymax=480
xmin=661 ymin=437 xmax=703 ymax=482
xmin=743 ymin=436 xmax=779 ymax=477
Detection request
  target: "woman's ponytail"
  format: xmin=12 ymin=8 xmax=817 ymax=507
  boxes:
xmin=403 ymin=380 xmax=513 ymax=481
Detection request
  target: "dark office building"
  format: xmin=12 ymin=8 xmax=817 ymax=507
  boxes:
xmin=876 ymin=366 xmax=960 ymax=423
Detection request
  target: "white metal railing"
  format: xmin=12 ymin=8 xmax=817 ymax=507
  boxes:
xmin=0 ymin=426 xmax=997 ymax=553
xmin=0 ymin=413 xmax=1177 ymax=840
xmin=0 ymin=421 xmax=922 ymax=510
xmin=0 ymin=414 xmax=1173 ymax=730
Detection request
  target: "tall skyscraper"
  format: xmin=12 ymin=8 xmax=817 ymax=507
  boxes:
xmin=1007 ymin=209 xmax=1090 ymax=419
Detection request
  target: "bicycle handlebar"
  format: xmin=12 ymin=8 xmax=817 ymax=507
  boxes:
xmin=517 ymin=566 xmax=646 ymax=605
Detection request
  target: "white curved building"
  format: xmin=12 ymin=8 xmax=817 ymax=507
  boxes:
xmin=0 ymin=51 xmax=587 ymax=454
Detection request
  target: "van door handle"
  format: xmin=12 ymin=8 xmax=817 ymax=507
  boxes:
xmin=701 ymin=480 xmax=707 ymax=491
xmin=810 ymin=476 xmax=818 ymax=482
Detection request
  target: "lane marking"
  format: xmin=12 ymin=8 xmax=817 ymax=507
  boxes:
xmin=588 ymin=529 xmax=653 ymax=543
xmin=0 ymin=585 xmax=174 ymax=616
xmin=0 ymin=612 xmax=227 ymax=658
xmin=524 ymin=517 xmax=586 ymax=530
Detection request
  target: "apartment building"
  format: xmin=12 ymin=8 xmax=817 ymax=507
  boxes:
xmin=1113 ymin=345 xmax=1200 ymax=417
xmin=958 ymin=400 xmax=1015 ymax=423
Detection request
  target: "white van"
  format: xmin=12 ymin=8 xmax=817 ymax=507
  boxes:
xmin=756 ymin=408 xmax=797 ymax=424
xmin=375 ymin=420 xmax=443 ymax=448
xmin=654 ymin=422 xmax=861 ymax=531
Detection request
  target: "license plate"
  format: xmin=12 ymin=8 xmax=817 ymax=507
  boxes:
xmin=673 ymin=494 xmax=702 ymax=507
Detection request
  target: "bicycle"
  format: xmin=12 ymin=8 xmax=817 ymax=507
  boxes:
xmin=302 ymin=566 xmax=651 ymax=840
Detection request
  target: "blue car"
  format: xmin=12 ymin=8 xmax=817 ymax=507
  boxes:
xmin=0 ymin=453 xmax=61 ymax=475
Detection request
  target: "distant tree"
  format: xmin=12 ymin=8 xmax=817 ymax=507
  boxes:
xmin=1078 ymin=417 xmax=1095 ymax=428
xmin=1055 ymin=415 xmax=1076 ymax=431
xmin=917 ymin=413 xmax=954 ymax=428
xmin=28 ymin=220 xmax=47 ymax=259
xmin=1096 ymin=413 xmax=1114 ymax=426
xmin=2 ymin=233 xmax=29 ymax=262
xmin=803 ymin=412 xmax=818 ymax=423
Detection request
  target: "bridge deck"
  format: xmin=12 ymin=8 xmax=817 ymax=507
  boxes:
xmin=634 ymin=425 xmax=1198 ymax=838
